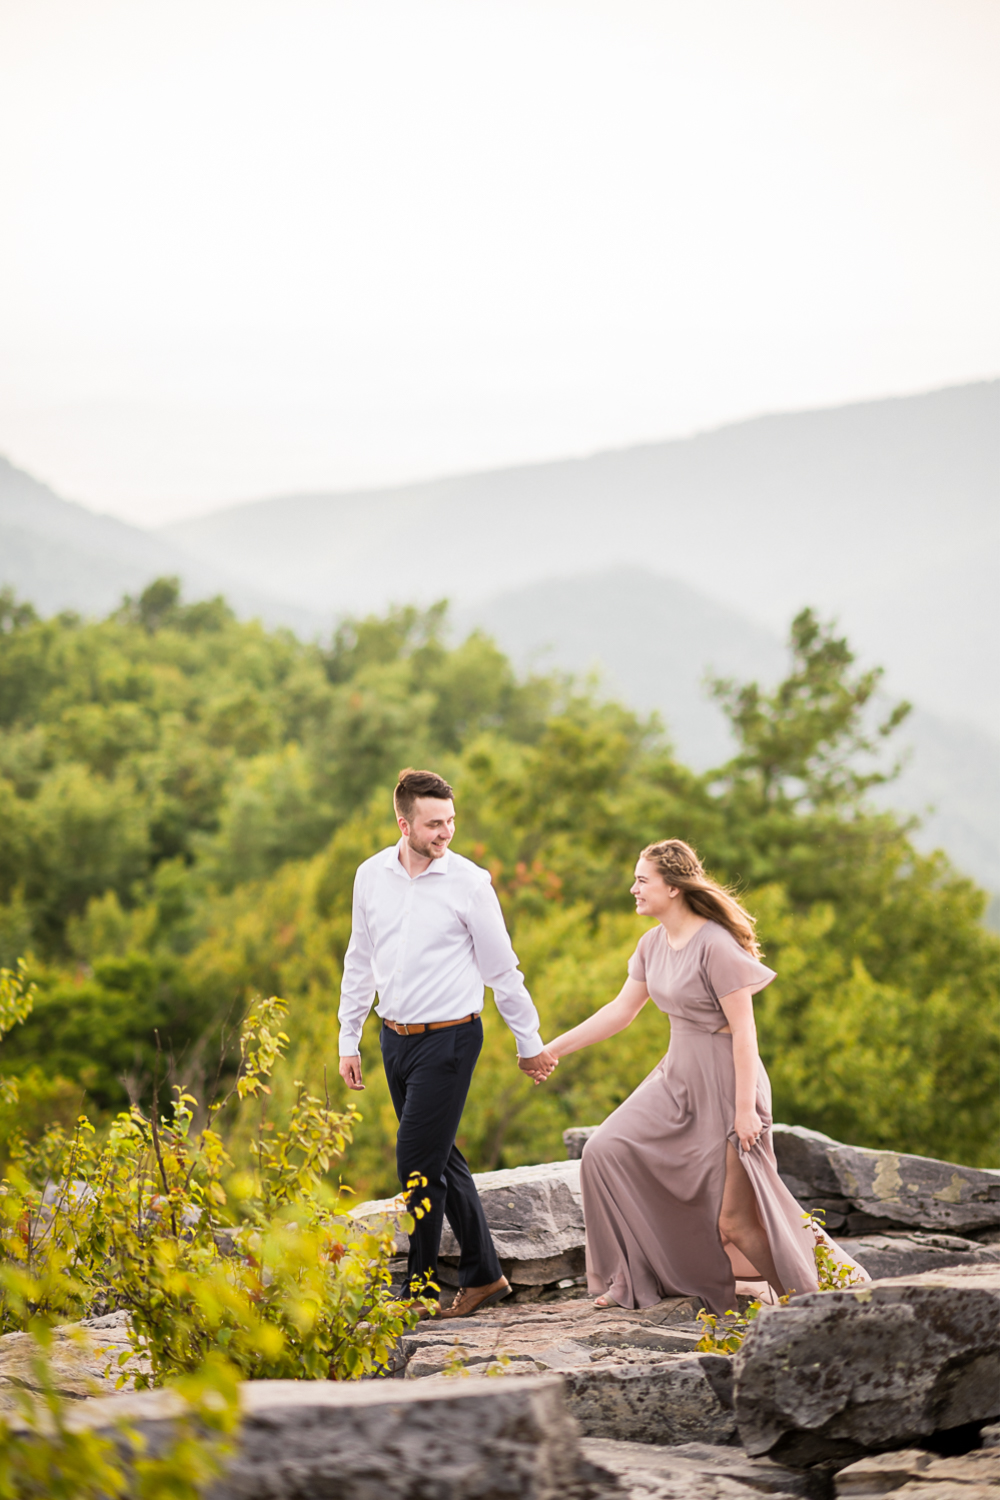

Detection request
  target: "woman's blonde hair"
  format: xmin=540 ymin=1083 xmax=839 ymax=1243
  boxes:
xmin=640 ymin=839 xmax=761 ymax=958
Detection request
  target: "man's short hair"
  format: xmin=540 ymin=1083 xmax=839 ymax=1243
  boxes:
xmin=393 ymin=768 xmax=455 ymax=823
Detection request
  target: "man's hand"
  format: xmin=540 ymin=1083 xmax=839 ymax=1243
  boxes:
xmin=339 ymin=1055 xmax=364 ymax=1090
xmin=518 ymin=1047 xmax=559 ymax=1086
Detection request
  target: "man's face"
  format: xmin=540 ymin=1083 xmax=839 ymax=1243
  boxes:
xmin=400 ymin=797 xmax=455 ymax=859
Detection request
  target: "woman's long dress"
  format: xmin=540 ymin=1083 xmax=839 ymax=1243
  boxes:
xmin=580 ymin=920 xmax=868 ymax=1314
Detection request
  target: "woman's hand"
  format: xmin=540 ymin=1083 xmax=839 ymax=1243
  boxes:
xmin=734 ymin=1108 xmax=763 ymax=1153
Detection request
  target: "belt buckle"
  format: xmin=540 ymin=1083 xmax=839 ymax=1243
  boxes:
xmin=397 ymin=1021 xmax=410 ymax=1036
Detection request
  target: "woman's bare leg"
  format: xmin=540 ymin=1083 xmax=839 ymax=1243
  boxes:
xmin=718 ymin=1141 xmax=785 ymax=1297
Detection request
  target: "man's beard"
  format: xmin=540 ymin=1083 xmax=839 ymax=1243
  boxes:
xmin=407 ymin=832 xmax=446 ymax=859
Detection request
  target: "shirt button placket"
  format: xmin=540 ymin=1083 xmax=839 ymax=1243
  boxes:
xmin=397 ymin=882 xmax=414 ymax=1006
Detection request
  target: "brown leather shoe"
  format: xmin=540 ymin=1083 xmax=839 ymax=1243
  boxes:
xmin=438 ymin=1276 xmax=511 ymax=1319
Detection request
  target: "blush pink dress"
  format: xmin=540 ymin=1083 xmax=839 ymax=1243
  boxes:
xmin=580 ymin=920 xmax=867 ymax=1314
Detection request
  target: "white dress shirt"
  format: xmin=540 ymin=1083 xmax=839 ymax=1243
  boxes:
xmin=337 ymin=841 xmax=544 ymax=1058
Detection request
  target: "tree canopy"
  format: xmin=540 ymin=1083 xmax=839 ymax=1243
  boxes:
xmin=0 ymin=579 xmax=995 ymax=1190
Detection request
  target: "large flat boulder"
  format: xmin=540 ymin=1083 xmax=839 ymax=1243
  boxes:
xmin=838 ymin=1230 xmax=1000 ymax=1281
xmin=771 ymin=1125 xmax=1000 ymax=1237
xmin=398 ymin=1294 xmax=708 ymax=1379
xmin=352 ymin=1159 xmax=586 ymax=1285
xmin=41 ymin=1374 xmax=612 ymax=1500
xmin=733 ymin=1266 xmax=1000 ymax=1467
xmin=398 ymin=1296 xmax=738 ymax=1447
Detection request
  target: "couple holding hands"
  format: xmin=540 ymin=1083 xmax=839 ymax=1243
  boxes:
xmin=338 ymin=769 xmax=864 ymax=1320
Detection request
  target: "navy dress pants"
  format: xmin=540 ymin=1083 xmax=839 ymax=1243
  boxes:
xmin=379 ymin=1017 xmax=503 ymax=1296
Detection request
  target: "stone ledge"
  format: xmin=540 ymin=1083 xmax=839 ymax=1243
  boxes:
xmin=398 ymin=1294 xmax=708 ymax=1380
xmin=771 ymin=1126 xmax=999 ymax=1238
xmin=20 ymin=1374 xmax=614 ymax=1500
xmin=582 ymin=1438 xmax=829 ymax=1499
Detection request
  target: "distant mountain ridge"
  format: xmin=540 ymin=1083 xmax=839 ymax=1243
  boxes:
xmin=160 ymin=381 xmax=1000 ymax=737
xmin=0 ymin=455 xmax=317 ymax=631
xmin=460 ymin=567 xmax=1000 ymax=894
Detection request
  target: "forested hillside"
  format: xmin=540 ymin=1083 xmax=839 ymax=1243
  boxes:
xmin=0 ymin=578 xmax=995 ymax=1196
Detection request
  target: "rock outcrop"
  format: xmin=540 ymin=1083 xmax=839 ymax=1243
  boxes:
xmin=397 ymin=1292 xmax=741 ymax=1446
xmin=770 ymin=1124 xmax=1000 ymax=1237
xmin=733 ymin=1266 xmax=1000 ymax=1466
xmin=22 ymin=1131 xmax=998 ymax=1495
xmin=30 ymin=1375 xmax=612 ymax=1500
xmin=352 ymin=1159 xmax=587 ymax=1288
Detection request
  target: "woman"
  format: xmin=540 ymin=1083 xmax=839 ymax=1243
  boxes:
xmin=541 ymin=840 xmax=866 ymax=1314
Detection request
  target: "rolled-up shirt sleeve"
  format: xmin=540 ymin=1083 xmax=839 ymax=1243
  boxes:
xmin=338 ymin=870 xmax=377 ymax=1055
xmin=466 ymin=882 xmax=544 ymax=1057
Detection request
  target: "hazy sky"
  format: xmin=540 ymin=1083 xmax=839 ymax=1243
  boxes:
xmin=0 ymin=0 xmax=997 ymax=525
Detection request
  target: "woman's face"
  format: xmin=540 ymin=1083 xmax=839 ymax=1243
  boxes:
xmin=631 ymin=857 xmax=677 ymax=917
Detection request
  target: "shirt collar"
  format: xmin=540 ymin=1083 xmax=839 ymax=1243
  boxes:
xmin=384 ymin=839 xmax=452 ymax=877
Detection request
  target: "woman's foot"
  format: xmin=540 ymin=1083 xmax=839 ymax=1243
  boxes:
xmin=593 ymin=1293 xmax=619 ymax=1308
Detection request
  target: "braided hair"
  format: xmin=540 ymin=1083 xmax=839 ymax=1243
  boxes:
xmin=640 ymin=839 xmax=761 ymax=958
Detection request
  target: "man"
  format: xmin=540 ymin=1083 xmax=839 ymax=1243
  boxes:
xmin=338 ymin=767 xmax=557 ymax=1318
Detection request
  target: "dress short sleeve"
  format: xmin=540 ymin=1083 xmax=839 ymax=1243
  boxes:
xmin=702 ymin=925 xmax=776 ymax=1001
xmin=627 ymin=930 xmax=651 ymax=983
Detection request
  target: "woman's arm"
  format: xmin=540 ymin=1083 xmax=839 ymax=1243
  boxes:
xmin=547 ymin=977 xmax=650 ymax=1060
xmin=718 ymin=986 xmax=763 ymax=1152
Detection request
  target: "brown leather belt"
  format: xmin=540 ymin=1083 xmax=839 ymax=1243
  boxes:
xmin=382 ymin=1013 xmax=480 ymax=1036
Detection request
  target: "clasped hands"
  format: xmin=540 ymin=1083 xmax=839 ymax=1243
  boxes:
xmin=518 ymin=1046 xmax=559 ymax=1085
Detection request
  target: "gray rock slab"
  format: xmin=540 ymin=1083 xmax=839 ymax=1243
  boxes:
xmin=560 ymin=1355 xmax=737 ymax=1447
xmin=772 ymin=1126 xmax=1000 ymax=1237
xmin=834 ymin=1444 xmax=1000 ymax=1496
xmin=839 ymin=1231 xmax=1000 ymax=1281
xmin=398 ymin=1295 xmax=708 ymax=1379
xmin=352 ymin=1160 xmax=586 ymax=1282
xmin=733 ymin=1267 xmax=1000 ymax=1467
xmin=583 ymin=1438 xmax=827 ymax=1499
xmin=399 ymin=1298 xmax=736 ymax=1445
xmin=47 ymin=1374 xmax=613 ymax=1500
xmin=0 ymin=1311 xmax=148 ymax=1411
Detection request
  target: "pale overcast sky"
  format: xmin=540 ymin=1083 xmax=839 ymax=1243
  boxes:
xmin=0 ymin=0 xmax=997 ymax=525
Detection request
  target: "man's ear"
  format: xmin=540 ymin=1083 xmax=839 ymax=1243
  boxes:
xmin=397 ymin=815 xmax=410 ymax=838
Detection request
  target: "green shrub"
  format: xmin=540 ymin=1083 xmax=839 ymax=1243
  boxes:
xmin=0 ymin=996 xmax=419 ymax=1385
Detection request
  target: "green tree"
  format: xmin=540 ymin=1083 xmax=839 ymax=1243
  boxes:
xmin=0 ymin=586 xmax=994 ymax=1180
